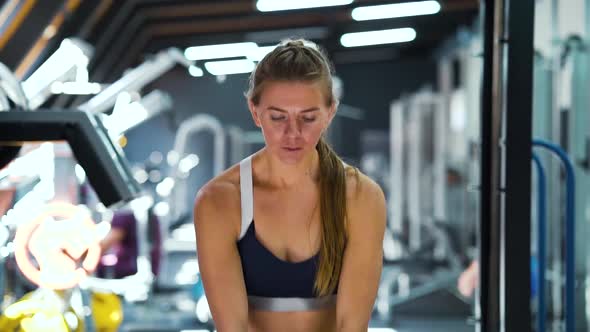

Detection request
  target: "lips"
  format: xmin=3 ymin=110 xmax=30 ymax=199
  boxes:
xmin=283 ymin=147 xmax=302 ymax=152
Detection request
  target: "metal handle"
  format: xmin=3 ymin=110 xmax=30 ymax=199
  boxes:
xmin=531 ymin=152 xmax=547 ymax=332
xmin=533 ymin=138 xmax=576 ymax=332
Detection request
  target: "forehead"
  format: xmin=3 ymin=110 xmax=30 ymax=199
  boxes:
xmin=258 ymin=81 xmax=326 ymax=106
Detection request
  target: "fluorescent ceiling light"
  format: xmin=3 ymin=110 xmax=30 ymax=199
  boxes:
xmin=204 ymin=59 xmax=255 ymax=76
xmin=185 ymin=42 xmax=257 ymax=61
xmin=256 ymin=0 xmax=353 ymax=12
xmin=184 ymin=42 xmax=278 ymax=62
xmin=188 ymin=65 xmax=204 ymax=77
xmin=352 ymin=1 xmax=441 ymax=21
xmin=340 ymin=28 xmax=416 ymax=47
xmin=247 ymin=45 xmax=277 ymax=62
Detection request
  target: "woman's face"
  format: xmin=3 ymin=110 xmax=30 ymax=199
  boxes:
xmin=249 ymin=81 xmax=335 ymax=165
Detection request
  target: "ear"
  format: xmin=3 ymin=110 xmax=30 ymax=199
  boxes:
xmin=326 ymin=102 xmax=337 ymax=127
xmin=248 ymin=99 xmax=262 ymax=128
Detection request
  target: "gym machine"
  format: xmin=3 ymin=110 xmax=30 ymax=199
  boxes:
xmin=157 ymin=114 xmax=225 ymax=292
xmin=0 ymin=36 xmax=194 ymax=331
xmin=530 ymin=34 xmax=590 ymax=331
xmin=378 ymin=85 xmax=469 ymax=322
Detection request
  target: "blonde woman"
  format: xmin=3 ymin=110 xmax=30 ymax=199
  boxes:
xmin=193 ymin=39 xmax=386 ymax=332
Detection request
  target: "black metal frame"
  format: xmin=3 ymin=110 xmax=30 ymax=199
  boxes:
xmin=503 ymin=0 xmax=535 ymax=330
xmin=479 ymin=0 xmax=497 ymax=329
xmin=0 ymin=110 xmax=140 ymax=206
xmin=480 ymin=0 xmax=535 ymax=331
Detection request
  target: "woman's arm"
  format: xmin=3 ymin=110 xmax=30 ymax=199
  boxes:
xmin=99 ymin=212 xmax=133 ymax=251
xmin=99 ymin=228 xmax=125 ymax=252
xmin=336 ymin=174 xmax=386 ymax=332
xmin=194 ymin=182 xmax=249 ymax=332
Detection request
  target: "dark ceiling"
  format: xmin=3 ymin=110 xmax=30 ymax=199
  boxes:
xmin=0 ymin=0 xmax=478 ymax=87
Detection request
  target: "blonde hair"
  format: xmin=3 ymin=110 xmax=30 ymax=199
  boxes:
xmin=246 ymin=39 xmax=347 ymax=296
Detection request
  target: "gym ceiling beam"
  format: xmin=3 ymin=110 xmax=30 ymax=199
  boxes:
xmin=0 ymin=0 xmax=64 ymax=70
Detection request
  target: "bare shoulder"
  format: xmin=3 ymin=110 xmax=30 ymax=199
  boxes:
xmin=193 ymin=164 xmax=242 ymax=238
xmin=194 ymin=164 xmax=241 ymax=211
xmin=344 ymin=165 xmax=387 ymax=226
xmin=344 ymin=166 xmax=385 ymax=205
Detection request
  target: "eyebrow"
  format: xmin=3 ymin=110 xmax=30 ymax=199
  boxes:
xmin=267 ymin=106 xmax=320 ymax=113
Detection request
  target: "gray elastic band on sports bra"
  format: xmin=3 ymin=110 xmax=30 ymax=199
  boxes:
xmin=248 ymin=295 xmax=337 ymax=312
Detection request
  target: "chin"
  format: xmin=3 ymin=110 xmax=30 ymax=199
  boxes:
xmin=275 ymin=147 xmax=308 ymax=165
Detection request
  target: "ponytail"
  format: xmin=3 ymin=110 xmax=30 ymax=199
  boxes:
xmin=314 ymin=137 xmax=348 ymax=296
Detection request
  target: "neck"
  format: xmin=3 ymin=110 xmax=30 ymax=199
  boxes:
xmin=257 ymin=147 xmax=320 ymax=189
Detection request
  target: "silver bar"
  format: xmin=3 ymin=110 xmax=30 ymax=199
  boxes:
xmin=569 ymin=39 xmax=590 ymax=325
xmin=550 ymin=0 xmax=563 ymax=320
xmin=248 ymin=295 xmax=336 ymax=312
xmin=389 ymin=99 xmax=405 ymax=259
xmin=227 ymin=126 xmax=245 ymax=166
xmin=171 ymin=114 xmax=226 ymax=219
xmin=407 ymin=93 xmax=422 ymax=252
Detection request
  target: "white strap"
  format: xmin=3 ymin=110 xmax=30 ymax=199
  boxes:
xmin=239 ymin=156 xmax=254 ymax=240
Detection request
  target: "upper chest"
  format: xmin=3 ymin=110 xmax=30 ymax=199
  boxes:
xmin=253 ymin=185 xmax=318 ymax=220
xmin=250 ymin=185 xmax=321 ymax=261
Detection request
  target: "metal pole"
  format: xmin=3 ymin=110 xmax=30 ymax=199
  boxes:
xmin=227 ymin=126 xmax=245 ymax=165
xmin=408 ymin=93 xmax=422 ymax=252
xmin=549 ymin=0 xmax=564 ymax=321
xmin=503 ymin=0 xmax=535 ymax=330
xmin=481 ymin=0 xmax=535 ymax=331
xmin=569 ymin=39 xmax=589 ymax=331
xmin=390 ymin=99 xmax=405 ymax=259
xmin=532 ymin=53 xmax=554 ymax=332
xmin=479 ymin=0 xmax=501 ymax=329
xmin=435 ymin=63 xmax=449 ymax=224
xmin=532 ymin=152 xmax=547 ymax=332
xmin=533 ymin=139 xmax=576 ymax=332
xmin=171 ymin=114 xmax=226 ymax=220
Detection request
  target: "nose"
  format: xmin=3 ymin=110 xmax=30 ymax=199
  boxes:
xmin=285 ymin=118 xmax=302 ymax=138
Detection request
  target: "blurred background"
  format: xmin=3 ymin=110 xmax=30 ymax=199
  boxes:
xmin=0 ymin=0 xmax=588 ymax=331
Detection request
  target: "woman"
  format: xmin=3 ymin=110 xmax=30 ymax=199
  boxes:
xmin=193 ymin=39 xmax=386 ymax=332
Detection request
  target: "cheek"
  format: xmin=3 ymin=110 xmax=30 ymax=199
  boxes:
xmin=304 ymin=124 xmax=325 ymax=142
xmin=259 ymin=121 xmax=284 ymax=143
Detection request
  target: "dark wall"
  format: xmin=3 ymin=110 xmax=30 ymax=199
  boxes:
xmin=337 ymin=58 xmax=437 ymax=129
xmin=336 ymin=58 xmax=437 ymax=158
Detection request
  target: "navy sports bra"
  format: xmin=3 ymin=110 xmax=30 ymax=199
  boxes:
xmin=236 ymin=155 xmax=337 ymax=311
